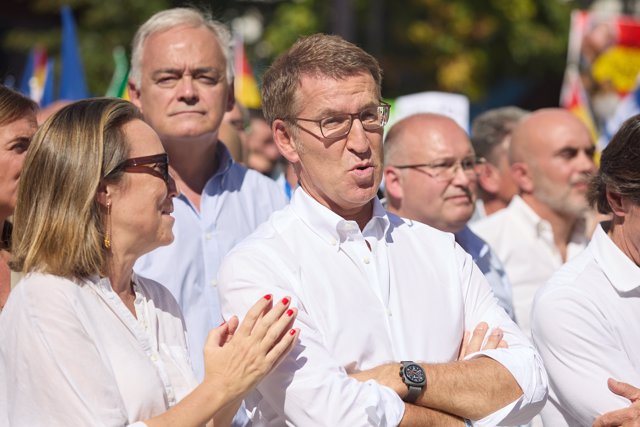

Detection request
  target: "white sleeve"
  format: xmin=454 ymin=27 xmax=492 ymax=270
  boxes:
xmin=456 ymin=244 xmax=549 ymax=426
xmin=218 ymin=249 xmax=405 ymax=427
xmin=531 ymin=286 xmax=638 ymax=425
xmin=0 ymin=278 xmax=134 ymax=427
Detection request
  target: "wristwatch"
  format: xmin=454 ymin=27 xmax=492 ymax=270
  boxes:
xmin=399 ymin=361 xmax=426 ymax=403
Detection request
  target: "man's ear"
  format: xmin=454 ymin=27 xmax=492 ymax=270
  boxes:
xmin=606 ymin=188 xmax=628 ymax=217
xmin=477 ymin=163 xmax=500 ymax=195
xmin=128 ymin=80 xmax=142 ymax=111
xmin=511 ymin=161 xmax=532 ymax=194
xmin=273 ymin=119 xmax=300 ymax=164
xmin=383 ymin=166 xmax=404 ymax=210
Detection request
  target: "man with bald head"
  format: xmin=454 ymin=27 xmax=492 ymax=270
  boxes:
xmin=384 ymin=113 xmax=515 ymax=319
xmin=471 ymin=108 xmax=596 ymax=335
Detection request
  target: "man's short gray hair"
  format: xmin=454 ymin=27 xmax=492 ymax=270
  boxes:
xmin=130 ymin=7 xmax=233 ymax=88
xmin=471 ymin=106 xmax=528 ymax=164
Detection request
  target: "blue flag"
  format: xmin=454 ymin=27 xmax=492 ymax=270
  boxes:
xmin=59 ymin=5 xmax=88 ymax=100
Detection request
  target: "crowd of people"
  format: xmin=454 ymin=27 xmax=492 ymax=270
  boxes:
xmin=0 ymin=6 xmax=639 ymax=427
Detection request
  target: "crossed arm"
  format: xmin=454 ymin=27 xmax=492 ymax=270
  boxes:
xmin=350 ymin=323 xmax=522 ymax=425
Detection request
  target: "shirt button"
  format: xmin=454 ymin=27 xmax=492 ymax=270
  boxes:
xmin=210 ymin=279 xmax=217 ymax=287
xmin=386 ymin=309 xmax=392 ymax=317
xmin=151 ymin=354 xmax=158 ymax=362
xmin=363 ymin=257 xmax=370 ymax=264
xmin=330 ymin=239 xmax=337 ymax=246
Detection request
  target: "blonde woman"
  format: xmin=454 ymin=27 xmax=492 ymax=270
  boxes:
xmin=0 ymin=98 xmax=299 ymax=426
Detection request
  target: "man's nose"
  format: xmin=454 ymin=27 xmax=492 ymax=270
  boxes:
xmin=346 ymin=118 xmax=371 ymax=154
xmin=577 ymin=148 xmax=597 ymax=173
xmin=177 ymin=77 xmax=198 ymax=103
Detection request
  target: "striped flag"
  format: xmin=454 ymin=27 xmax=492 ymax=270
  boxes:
xmin=233 ymin=35 xmax=261 ymax=109
xmin=19 ymin=47 xmax=55 ymax=107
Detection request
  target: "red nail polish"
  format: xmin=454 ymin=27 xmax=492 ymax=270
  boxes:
xmin=286 ymin=309 xmax=294 ymax=317
xmin=219 ymin=320 xmax=226 ymax=326
xmin=289 ymin=329 xmax=296 ymax=336
xmin=264 ymin=294 xmax=272 ymax=301
xmin=282 ymin=297 xmax=290 ymax=305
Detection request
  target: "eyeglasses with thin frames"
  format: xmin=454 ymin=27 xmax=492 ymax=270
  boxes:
xmin=393 ymin=156 xmax=486 ymax=182
xmin=109 ymin=153 xmax=170 ymax=184
xmin=283 ymin=102 xmax=391 ymax=140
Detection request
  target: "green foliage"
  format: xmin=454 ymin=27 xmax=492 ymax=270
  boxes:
xmin=262 ymin=0 xmax=322 ymax=57
xmin=3 ymin=0 xmax=577 ymax=102
xmin=256 ymin=0 xmax=575 ymax=101
xmin=3 ymin=0 xmax=169 ymax=96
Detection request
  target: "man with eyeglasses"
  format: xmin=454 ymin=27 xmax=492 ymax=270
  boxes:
xmin=218 ymin=33 xmax=546 ymax=426
xmin=383 ymin=113 xmax=515 ymax=320
xmin=470 ymin=108 xmax=596 ymax=337
xmin=127 ymin=7 xmax=288 ymax=397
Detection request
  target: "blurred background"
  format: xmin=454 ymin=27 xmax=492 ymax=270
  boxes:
xmin=1 ymin=0 xmax=639 ymax=127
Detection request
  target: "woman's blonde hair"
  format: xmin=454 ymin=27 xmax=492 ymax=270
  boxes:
xmin=11 ymin=98 xmax=141 ymax=278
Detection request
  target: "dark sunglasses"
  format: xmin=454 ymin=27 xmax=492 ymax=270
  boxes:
xmin=112 ymin=153 xmax=170 ymax=184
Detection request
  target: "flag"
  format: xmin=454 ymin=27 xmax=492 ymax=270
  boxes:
xmin=105 ymin=46 xmax=129 ymax=100
xmin=59 ymin=5 xmax=88 ymax=100
xmin=560 ymin=66 xmax=598 ymax=145
xmin=599 ymin=83 xmax=640 ymax=151
xmin=18 ymin=47 xmax=54 ymax=107
xmin=233 ymin=35 xmax=261 ymax=109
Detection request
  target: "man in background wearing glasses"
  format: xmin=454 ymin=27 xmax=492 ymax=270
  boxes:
xmin=383 ymin=113 xmax=515 ymax=321
xmin=218 ymin=33 xmax=546 ymax=426
xmin=470 ymin=108 xmax=596 ymax=338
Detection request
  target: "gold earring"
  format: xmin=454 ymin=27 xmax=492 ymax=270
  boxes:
xmin=104 ymin=201 xmax=112 ymax=249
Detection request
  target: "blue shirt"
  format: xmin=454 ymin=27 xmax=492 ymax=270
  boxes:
xmin=135 ymin=143 xmax=288 ymax=380
xmin=455 ymin=226 xmax=516 ymax=321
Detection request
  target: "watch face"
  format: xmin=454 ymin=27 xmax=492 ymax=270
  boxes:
xmin=405 ymin=364 xmax=425 ymax=383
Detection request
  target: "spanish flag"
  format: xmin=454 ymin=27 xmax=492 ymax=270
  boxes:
xmin=19 ymin=47 xmax=54 ymax=107
xmin=233 ymin=35 xmax=261 ymax=109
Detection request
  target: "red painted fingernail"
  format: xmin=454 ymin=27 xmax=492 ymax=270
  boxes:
xmin=264 ymin=294 xmax=272 ymax=301
xmin=286 ymin=309 xmax=294 ymax=317
xmin=219 ymin=320 xmax=226 ymax=326
xmin=282 ymin=297 xmax=290 ymax=305
xmin=289 ymin=329 xmax=296 ymax=336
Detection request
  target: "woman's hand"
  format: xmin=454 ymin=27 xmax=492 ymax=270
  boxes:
xmin=202 ymin=294 xmax=299 ymax=403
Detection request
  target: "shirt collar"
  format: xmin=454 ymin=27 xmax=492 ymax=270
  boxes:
xmin=591 ymin=222 xmax=640 ymax=292
xmin=290 ymin=187 xmax=390 ymax=250
xmin=509 ymin=195 xmax=551 ymax=239
xmin=212 ymin=141 xmax=233 ymax=179
xmin=508 ymin=195 xmax=588 ymax=244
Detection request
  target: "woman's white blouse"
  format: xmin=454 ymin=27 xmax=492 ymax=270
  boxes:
xmin=0 ymin=272 xmax=197 ymax=426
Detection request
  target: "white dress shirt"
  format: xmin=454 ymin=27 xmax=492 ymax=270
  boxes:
xmin=470 ymin=195 xmax=589 ymax=336
xmin=531 ymin=223 xmax=640 ymax=426
xmin=135 ymin=143 xmax=288 ymax=380
xmin=0 ymin=272 xmax=197 ymax=426
xmin=455 ymin=226 xmax=516 ymax=321
xmin=218 ymin=188 xmax=548 ymax=427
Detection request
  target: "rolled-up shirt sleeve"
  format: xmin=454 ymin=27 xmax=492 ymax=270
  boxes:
xmin=456 ymin=243 xmax=548 ymax=426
